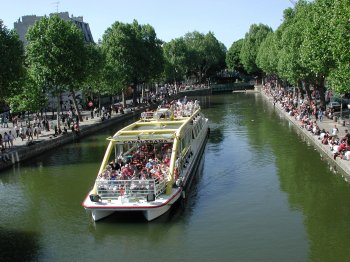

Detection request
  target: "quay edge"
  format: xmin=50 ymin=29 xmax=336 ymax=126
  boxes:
xmin=258 ymin=86 xmax=350 ymax=182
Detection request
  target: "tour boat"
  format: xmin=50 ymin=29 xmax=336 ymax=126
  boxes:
xmin=82 ymin=99 xmax=209 ymax=221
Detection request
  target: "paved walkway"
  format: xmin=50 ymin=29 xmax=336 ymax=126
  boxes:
xmin=0 ymin=104 xmax=141 ymax=157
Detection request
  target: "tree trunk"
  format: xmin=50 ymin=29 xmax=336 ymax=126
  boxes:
xmin=122 ymin=91 xmax=126 ymax=108
xmin=132 ymin=84 xmax=137 ymax=106
xmin=70 ymin=90 xmax=83 ymax=122
xmin=56 ymin=95 xmax=61 ymax=128
xmin=304 ymin=81 xmax=312 ymax=101
xmin=98 ymin=93 xmax=101 ymax=116
xmin=316 ymin=77 xmax=326 ymax=109
xmin=141 ymin=84 xmax=145 ymax=103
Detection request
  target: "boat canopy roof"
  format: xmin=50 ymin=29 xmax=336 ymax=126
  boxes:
xmin=108 ymin=102 xmax=201 ymax=144
xmin=108 ymin=119 xmax=190 ymax=144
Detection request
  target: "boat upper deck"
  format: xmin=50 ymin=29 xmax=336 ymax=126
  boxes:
xmin=109 ymin=100 xmax=201 ymax=143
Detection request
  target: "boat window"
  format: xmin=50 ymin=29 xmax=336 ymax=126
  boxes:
xmin=198 ymin=118 xmax=203 ymax=130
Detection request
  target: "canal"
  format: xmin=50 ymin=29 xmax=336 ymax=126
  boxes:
xmin=1 ymin=93 xmax=350 ymax=262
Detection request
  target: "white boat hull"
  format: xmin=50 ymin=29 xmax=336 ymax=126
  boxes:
xmin=91 ymin=209 xmax=115 ymax=221
xmin=143 ymin=190 xmax=182 ymax=221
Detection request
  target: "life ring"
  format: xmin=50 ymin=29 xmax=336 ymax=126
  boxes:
xmin=119 ymin=187 xmax=125 ymax=196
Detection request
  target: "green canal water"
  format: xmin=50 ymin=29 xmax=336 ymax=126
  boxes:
xmin=1 ymin=94 xmax=350 ymax=262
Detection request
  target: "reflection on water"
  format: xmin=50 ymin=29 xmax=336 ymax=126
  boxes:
xmin=0 ymin=227 xmax=39 ymax=262
xmin=1 ymin=94 xmax=350 ymax=261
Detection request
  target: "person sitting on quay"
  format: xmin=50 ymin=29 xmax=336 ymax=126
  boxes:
xmin=73 ymin=123 xmax=80 ymax=135
xmin=334 ymin=141 xmax=347 ymax=160
xmin=341 ymin=129 xmax=350 ymax=144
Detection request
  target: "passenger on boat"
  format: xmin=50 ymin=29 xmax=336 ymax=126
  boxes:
xmin=145 ymin=159 xmax=154 ymax=169
xmin=110 ymin=160 xmax=121 ymax=171
xmin=117 ymin=157 xmax=124 ymax=168
xmin=110 ymin=171 xmax=118 ymax=180
xmin=129 ymin=162 xmax=139 ymax=176
xmin=163 ymin=155 xmax=170 ymax=166
xmin=121 ymin=164 xmax=133 ymax=179
xmin=151 ymin=167 xmax=164 ymax=182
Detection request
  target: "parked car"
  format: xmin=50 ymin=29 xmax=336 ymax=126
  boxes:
xmin=326 ymin=101 xmax=341 ymax=111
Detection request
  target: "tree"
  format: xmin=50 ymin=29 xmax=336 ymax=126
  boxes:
xmin=226 ymin=39 xmax=246 ymax=75
xmin=276 ymin=3 xmax=311 ymax=89
xmin=299 ymin=0 xmax=335 ymax=106
xmin=102 ymin=20 xmax=164 ymax=106
xmin=183 ymin=31 xmax=226 ymax=83
xmin=328 ymin=0 xmax=350 ymax=94
xmin=7 ymin=75 xmax=47 ymax=113
xmin=256 ymin=32 xmax=278 ymax=77
xmin=82 ymin=43 xmax=108 ymax=112
xmin=26 ymin=15 xmax=87 ymax=125
xmin=0 ymin=21 xmax=25 ymax=101
xmin=240 ymin=23 xmax=272 ymax=77
xmin=163 ymin=37 xmax=189 ymax=83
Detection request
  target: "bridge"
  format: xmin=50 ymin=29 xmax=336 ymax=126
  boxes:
xmin=211 ymin=82 xmax=255 ymax=93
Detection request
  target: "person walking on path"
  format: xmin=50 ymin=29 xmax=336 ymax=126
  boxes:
xmin=27 ymin=126 xmax=33 ymax=141
xmin=318 ymin=108 xmax=324 ymax=122
xmin=15 ymin=125 xmax=20 ymax=138
xmin=8 ymin=131 xmax=14 ymax=147
xmin=4 ymin=116 xmax=8 ymax=128
xmin=332 ymin=124 xmax=339 ymax=138
xmin=3 ymin=132 xmax=9 ymax=148
xmin=19 ymin=126 xmax=24 ymax=141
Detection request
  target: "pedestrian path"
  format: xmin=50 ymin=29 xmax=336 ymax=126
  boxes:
xmin=0 ymin=104 xmax=142 ymax=161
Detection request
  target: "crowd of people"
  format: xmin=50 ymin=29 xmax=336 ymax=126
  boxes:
xmin=96 ymin=97 xmax=200 ymax=197
xmin=263 ymin=82 xmax=350 ymax=161
xmin=0 ymin=110 xmax=83 ymax=153
xmin=97 ymin=143 xmax=173 ymax=196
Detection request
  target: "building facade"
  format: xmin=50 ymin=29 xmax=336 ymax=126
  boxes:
xmin=14 ymin=12 xmax=94 ymax=46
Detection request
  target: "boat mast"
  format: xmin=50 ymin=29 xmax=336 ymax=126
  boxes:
xmin=166 ymin=133 xmax=179 ymax=195
xmin=91 ymin=140 xmax=114 ymax=194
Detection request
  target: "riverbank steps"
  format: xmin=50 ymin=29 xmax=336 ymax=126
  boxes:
xmin=258 ymin=84 xmax=350 ymax=182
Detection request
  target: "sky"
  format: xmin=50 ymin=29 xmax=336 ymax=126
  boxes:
xmin=1 ymin=0 xmax=293 ymax=49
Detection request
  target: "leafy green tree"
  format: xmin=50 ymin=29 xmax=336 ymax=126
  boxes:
xmin=300 ymin=0 xmax=335 ymax=105
xmin=240 ymin=23 xmax=272 ymax=77
xmin=0 ymin=21 xmax=25 ymax=101
xmin=277 ymin=3 xmax=311 ymax=87
xmin=183 ymin=31 xmax=226 ymax=83
xmin=256 ymin=32 xmax=278 ymax=77
xmin=82 ymin=43 xmax=109 ymax=112
xmin=328 ymin=0 xmax=350 ymax=94
xmin=26 ymin=15 xmax=87 ymax=124
xmin=102 ymin=20 xmax=164 ymax=106
xmin=226 ymin=39 xmax=246 ymax=75
xmin=7 ymin=75 xmax=47 ymax=113
xmin=163 ymin=37 xmax=188 ymax=83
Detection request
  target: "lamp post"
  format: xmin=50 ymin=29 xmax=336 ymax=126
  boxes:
xmin=340 ymin=94 xmax=346 ymax=126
